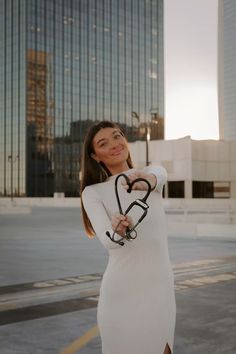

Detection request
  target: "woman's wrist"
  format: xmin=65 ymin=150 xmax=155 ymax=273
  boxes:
xmin=150 ymin=174 xmax=157 ymax=190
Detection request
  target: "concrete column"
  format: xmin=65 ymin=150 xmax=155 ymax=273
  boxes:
xmin=185 ymin=179 xmax=192 ymax=198
xmin=231 ymin=182 xmax=236 ymax=198
xmin=164 ymin=182 xmax=168 ymax=198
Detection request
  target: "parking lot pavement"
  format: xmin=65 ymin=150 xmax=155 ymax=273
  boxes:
xmin=0 ymin=255 xmax=236 ymax=354
xmin=1 ymin=207 xmax=236 ymax=286
xmin=0 ymin=207 xmax=236 ymax=353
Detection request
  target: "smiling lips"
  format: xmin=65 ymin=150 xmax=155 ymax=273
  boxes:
xmin=111 ymin=147 xmax=125 ymax=156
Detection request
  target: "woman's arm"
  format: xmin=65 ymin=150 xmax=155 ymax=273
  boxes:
xmin=82 ymin=186 xmax=128 ymax=249
xmin=144 ymin=165 xmax=167 ymax=193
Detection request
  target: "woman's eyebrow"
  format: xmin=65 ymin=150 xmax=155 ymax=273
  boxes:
xmin=96 ymin=137 xmax=107 ymax=145
xmin=112 ymin=129 xmax=120 ymax=135
xmin=96 ymin=130 xmax=120 ymax=144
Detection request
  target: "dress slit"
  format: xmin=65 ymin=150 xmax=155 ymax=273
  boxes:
xmin=163 ymin=342 xmax=172 ymax=354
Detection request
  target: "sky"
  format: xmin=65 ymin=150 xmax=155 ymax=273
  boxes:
xmin=164 ymin=0 xmax=219 ymax=140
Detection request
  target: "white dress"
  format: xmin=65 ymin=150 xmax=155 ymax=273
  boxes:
xmin=82 ymin=166 xmax=176 ymax=354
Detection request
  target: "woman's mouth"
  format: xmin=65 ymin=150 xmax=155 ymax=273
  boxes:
xmin=111 ymin=148 xmax=124 ymax=156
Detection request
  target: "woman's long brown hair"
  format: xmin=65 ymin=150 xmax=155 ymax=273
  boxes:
xmin=80 ymin=121 xmax=133 ymax=237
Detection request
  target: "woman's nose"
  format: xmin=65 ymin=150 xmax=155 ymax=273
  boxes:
xmin=110 ymin=140 xmax=119 ymax=149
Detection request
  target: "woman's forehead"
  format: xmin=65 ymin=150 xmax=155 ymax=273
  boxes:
xmin=93 ymin=127 xmax=119 ymax=143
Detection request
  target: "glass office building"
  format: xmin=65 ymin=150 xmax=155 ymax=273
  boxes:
xmin=218 ymin=0 xmax=236 ymax=140
xmin=0 ymin=0 xmax=164 ymax=197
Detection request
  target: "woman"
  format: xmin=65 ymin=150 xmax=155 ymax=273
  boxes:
xmin=81 ymin=121 xmax=176 ymax=354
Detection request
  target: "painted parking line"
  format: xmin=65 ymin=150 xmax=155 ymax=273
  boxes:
xmin=1 ymin=256 xmax=234 ymax=295
xmin=58 ymin=262 xmax=236 ymax=353
xmin=1 ymin=256 xmax=235 ymax=327
xmin=0 ymin=273 xmax=103 ymax=295
xmin=175 ymin=271 xmax=236 ymax=290
xmin=0 ymin=297 xmax=98 ymax=326
xmin=58 ymin=271 xmax=236 ymax=353
xmin=59 ymin=325 xmax=99 ymax=354
xmin=33 ymin=274 xmax=103 ymax=289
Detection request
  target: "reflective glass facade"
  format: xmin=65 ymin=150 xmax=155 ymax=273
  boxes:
xmin=0 ymin=0 xmax=164 ymax=197
xmin=218 ymin=0 xmax=236 ymax=140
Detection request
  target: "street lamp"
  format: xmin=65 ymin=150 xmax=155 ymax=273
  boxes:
xmin=8 ymin=154 xmax=19 ymax=202
xmin=131 ymin=111 xmax=150 ymax=166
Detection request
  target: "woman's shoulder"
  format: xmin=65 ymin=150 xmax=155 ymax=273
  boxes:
xmin=81 ymin=185 xmax=100 ymax=205
xmin=82 ymin=183 xmax=98 ymax=197
xmin=143 ymin=165 xmax=167 ymax=178
xmin=81 ymin=178 xmax=112 ymax=200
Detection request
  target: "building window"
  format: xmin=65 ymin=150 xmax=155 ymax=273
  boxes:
xmin=213 ymin=182 xmax=230 ymax=198
xmin=0 ymin=0 xmax=164 ymax=198
xmin=192 ymin=181 xmax=214 ymax=198
xmin=193 ymin=181 xmax=231 ymax=198
xmin=168 ymin=181 xmax=185 ymax=198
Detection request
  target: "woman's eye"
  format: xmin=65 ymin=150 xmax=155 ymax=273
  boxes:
xmin=99 ymin=142 xmax=107 ymax=147
xmin=114 ymin=133 xmax=122 ymax=139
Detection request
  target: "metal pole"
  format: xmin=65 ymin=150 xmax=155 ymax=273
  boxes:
xmin=131 ymin=112 xmax=151 ymax=166
xmin=8 ymin=155 xmax=13 ymax=202
xmin=145 ymin=124 xmax=150 ymax=166
xmin=146 ymin=134 xmax=149 ymax=166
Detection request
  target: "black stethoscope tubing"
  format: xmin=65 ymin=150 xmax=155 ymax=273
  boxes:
xmin=106 ymin=173 xmax=152 ymax=246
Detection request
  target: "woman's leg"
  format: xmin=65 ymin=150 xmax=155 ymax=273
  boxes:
xmin=163 ymin=343 xmax=171 ymax=354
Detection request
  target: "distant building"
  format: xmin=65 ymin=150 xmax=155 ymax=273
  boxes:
xmin=0 ymin=0 xmax=164 ymax=197
xmin=218 ymin=0 xmax=236 ymax=140
xmin=130 ymin=136 xmax=236 ymax=198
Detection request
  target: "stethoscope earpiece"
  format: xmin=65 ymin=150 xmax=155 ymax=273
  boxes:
xmin=106 ymin=231 xmax=125 ymax=246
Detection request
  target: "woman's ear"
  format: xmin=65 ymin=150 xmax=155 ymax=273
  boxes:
xmin=91 ymin=153 xmax=100 ymax=163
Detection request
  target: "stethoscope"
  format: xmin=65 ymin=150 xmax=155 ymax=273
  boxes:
xmin=106 ymin=173 xmax=152 ymax=246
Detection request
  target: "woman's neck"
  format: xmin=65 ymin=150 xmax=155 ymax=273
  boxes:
xmin=108 ymin=161 xmax=130 ymax=176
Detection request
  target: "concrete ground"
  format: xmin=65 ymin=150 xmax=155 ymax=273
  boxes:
xmin=0 ymin=207 xmax=236 ymax=353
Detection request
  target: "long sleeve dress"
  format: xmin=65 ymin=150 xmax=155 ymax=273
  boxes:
xmin=82 ymin=166 xmax=176 ymax=354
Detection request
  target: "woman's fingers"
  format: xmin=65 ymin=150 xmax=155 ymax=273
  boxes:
xmin=111 ymin=214 xmax=133 ymax=236
xmin=131 ymin=181 xmax=147 ymax=190
xmin=121 ymin=173 xmax=138 ymax=189
xmin=126 ymin=215 xmax=134 ymax=228
xmin=121 ymin=171 xmax=157 ymax=191
xmin=121 ymin=173 xmax=142 ymax=190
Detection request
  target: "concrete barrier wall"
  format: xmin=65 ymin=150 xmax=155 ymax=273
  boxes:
xmin=0 ymin=197 xmax=80 ymax=207
xmin=1 ymin=197 xmax=236 ymax=238
xmin=167 ymin=221 xmax=236 ymax=238
xmin=163 ymin=198 xmax=236 ymax=224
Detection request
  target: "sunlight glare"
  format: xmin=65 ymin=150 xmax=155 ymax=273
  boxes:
xmin=165 ymin=85 xmax=219 ymax=140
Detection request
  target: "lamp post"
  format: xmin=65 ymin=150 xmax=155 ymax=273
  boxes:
xmin=8 ymin=155 xmax=13 ymax=201
xmin=146 ymin=124 xmax=151 ymax=166
xmin=131 ymin=111 xmax=150 ymax=166
xmin=7 ymin=154 xmax=19 ymax=202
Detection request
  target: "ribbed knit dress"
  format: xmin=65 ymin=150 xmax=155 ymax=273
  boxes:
xmin=82 ymin=166 xmax=176 ymax=354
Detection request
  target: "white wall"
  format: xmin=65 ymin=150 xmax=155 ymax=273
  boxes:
xmin=129 ymin=136 xmax=192 ymax=180
xmin=1 ymin=197 xmax=235 ymax=238
xmin=129 ymin=137 xmax=236 ymax=197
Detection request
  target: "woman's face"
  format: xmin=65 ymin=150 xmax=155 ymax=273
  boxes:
xmin=91 ymin=127 xmax=129 ymax=173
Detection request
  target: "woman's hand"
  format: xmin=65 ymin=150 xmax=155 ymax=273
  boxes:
xmin=121 ymin=171 xmax=157 ymax=191
xmin=111 ymin=213 xmax=134 ymax=237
